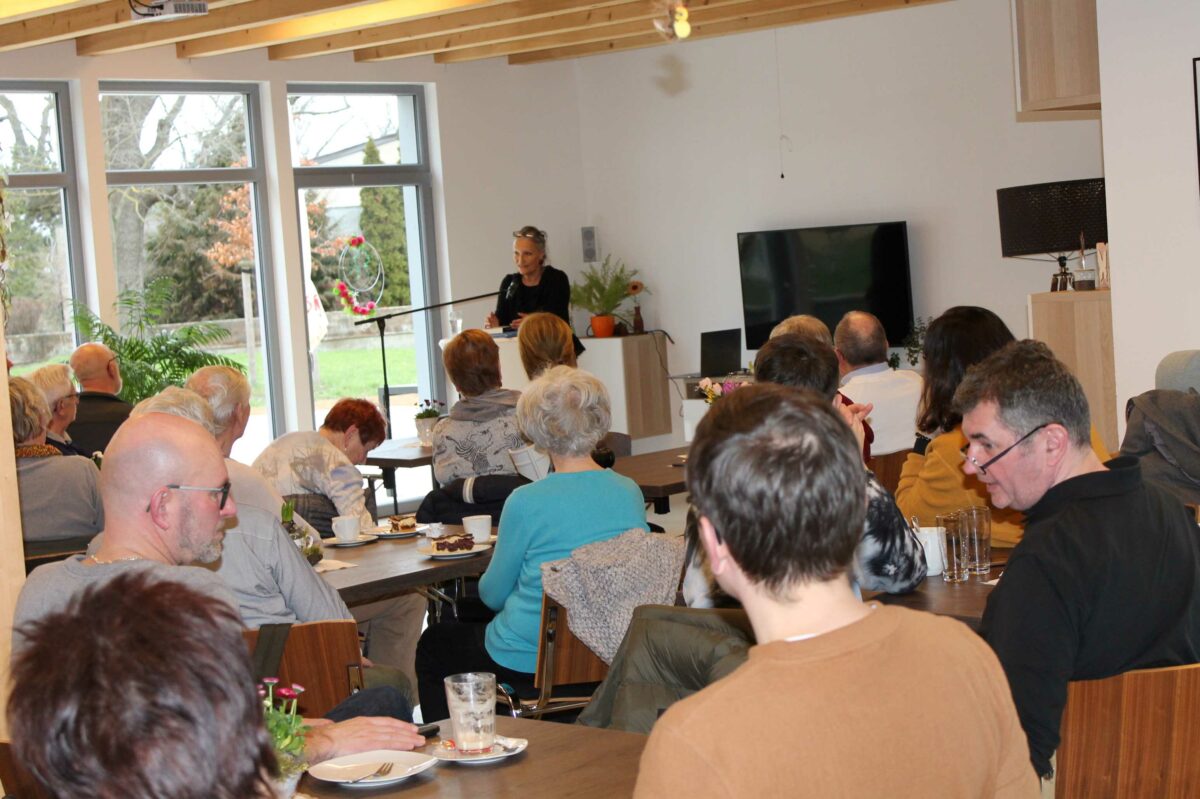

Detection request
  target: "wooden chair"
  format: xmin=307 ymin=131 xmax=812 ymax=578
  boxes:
xmin=0 ymin=741 xmax=50 ymax=799
xmin=1055 ymin=662 xmax=1200 ymax=798
xmin=496 ymin=595 xmax=610 ymax=719
xmin=867 ymin=449 xmax=911 ymax=495
xmin=242 ymin=619 xmax=365 ymax=718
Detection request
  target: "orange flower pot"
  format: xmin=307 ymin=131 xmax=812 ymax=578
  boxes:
xmin=590 ymin=315 xmax=616 ymax=337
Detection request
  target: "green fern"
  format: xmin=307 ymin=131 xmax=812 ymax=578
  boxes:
xmin=570 ymin=255 xmax=639 ymax=317
xmin=72 ymin=277 xmax=244 ymax=404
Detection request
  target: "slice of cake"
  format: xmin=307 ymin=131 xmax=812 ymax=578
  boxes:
xmin=389 ymin=515 xmax=418 ymax=533
xmin=434 ymin=534 xmax=475 ymax=553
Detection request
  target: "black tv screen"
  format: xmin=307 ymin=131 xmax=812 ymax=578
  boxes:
xmin=738 ymin=221 xmax=914 ymax=350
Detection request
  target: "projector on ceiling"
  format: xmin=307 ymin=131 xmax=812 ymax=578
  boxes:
xmin=135 ymin=1 xmax=210 ymax=20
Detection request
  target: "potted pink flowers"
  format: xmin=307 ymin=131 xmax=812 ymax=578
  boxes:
xmin=261 ymin=677 xmax=308 ymax=797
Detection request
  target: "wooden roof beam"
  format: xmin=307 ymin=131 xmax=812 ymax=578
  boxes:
xmin=0 ymin=1 xmax=108 ymax=25
xmin=0 ymin=0 xmax=237 ymax=53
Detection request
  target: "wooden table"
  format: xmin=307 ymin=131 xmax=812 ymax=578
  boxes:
xmin=367 ymin=438 xmax=436 ymax=494
xmin=613 ymin=446 xmax=689 ymax=513
xmin=320 ymin=526 xmax=493 ymax=606
xmin=867 ymin=567 xmax=999 ymax=632
xmin=299 ymin=716 xmax=647 ymax=798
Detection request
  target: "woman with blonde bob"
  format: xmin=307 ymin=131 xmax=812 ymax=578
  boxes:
xmin=517 ymin=311 xmax=577 ymax=380
xmin=416 ymin=366 xmax=647 ymax=720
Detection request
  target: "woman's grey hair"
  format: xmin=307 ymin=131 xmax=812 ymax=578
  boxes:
xmin=131 ymin=386 xmax=220 ymax=438
xmin=27 ymin=364 xmax=77 ymax=407
xmin=185 ymin=366 xmax=250 ymax=435
xmin=516 ymin=366 xmax=610 ymax=457
xmin=10 ymin=377 xmax=51 ymax=445
xmin=513 ymin=225 xmax=549 ymax=260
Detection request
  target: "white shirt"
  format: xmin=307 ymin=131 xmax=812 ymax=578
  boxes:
xmin=252 ymin=430 xmax=374 ymax=529
xmin=840 ymin=364 xmax=924 ymax=456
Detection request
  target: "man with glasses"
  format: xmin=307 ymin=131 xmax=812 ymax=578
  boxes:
xmin=957 ymin=340 xmax=1200 ymax=785
xmin=68 ymin=342 xmax=132 ymax=455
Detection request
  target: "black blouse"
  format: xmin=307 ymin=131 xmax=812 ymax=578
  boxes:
xmin=493 ymin=264 xmax=571 ymax=327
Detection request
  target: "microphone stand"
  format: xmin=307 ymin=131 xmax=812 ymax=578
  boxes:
xmin=353 ymin=291 xmax=499 ymax=430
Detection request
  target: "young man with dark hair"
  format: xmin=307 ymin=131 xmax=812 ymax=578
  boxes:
xmin=633 ymin=384 xmax=1037 ymax=797
xmin=961 ymin=340 xmax=1200 ymax=782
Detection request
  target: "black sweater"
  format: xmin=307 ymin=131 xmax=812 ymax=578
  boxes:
xmin=493 ymin=264 xmax=570 ymax=327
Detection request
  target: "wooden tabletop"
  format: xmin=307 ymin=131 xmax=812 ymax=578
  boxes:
xmin=299 ymin=716 xmax=648 ymax=798
xmin=367 ymin=438 xmax=434 ymax=469
xmin=319 ymin=525 xmax=493 ymax=606
xmin=867 ymin=567 xmax=999 ymax=632
xmin=612 ymin=446 xmax=689 ymax=499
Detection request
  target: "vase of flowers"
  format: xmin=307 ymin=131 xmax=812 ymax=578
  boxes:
xmin=262 ymin=678 xmax=308 ymax=798
xmin=697 ymin=377 xmax=752 ymax=405
xmin=570 ymin=255 xmax=644 ymax=338
xmin=414 ymin=398 xmax=444 ymax=447
xmin=281 ymin=500 xmax=321 ymax=566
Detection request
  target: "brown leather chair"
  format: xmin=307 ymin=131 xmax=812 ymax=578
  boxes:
xmin=243 ymin=619 xmax=365 ymax=718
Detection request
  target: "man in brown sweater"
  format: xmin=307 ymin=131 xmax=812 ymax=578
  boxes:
xmin=633 ymin=384 xmax=1038 ymax=798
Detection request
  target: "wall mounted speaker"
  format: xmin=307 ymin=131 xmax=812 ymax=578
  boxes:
xmin=581 ymin=226 xmax=597 ymax=263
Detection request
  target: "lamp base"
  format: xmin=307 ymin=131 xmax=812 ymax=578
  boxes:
xmin=1050 ymin=256 xmax=1074 ymax=292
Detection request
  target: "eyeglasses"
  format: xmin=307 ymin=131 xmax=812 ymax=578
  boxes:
xmin=961 ymin=423 xmax=1051 ymax=476
xmin=146 ymin=481 xmax=232 ymax=512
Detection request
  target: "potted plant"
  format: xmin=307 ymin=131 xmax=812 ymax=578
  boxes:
xmin=570 ymin=255 xmax=641 ymax=338
xmin=261 ymin=678 xmax=308 ymax=797
xmin=281 ymin=500 xmax=321 ymax=566
xmin=414 ymin=398 xmax=445 ymax=447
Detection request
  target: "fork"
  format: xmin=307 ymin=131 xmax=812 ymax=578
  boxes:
xmin=347 ymin=762 xmax=393 ymax=783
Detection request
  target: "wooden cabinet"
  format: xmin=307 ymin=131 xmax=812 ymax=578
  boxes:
xmin=1029 ymin=290 xmax=1117 ymax=454
xmin=1012 ymin=0 xmax=1101 ymax=113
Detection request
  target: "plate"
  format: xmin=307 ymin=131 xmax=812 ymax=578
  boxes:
xmin=326 ymin=533 xmax=380 ymax=548
xmin=417 ymin=541 xmax=493 ymax=560
xmin=431 ymin=735 xmax=528 ymax=765
xmin=308 ymin=749 xmax=438 ymax=786
xmin=367 ymin=524 xmax=427 ymax=539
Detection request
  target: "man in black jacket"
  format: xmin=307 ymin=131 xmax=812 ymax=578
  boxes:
xmin=69 ymin=342 xmax=132 ymax=455
xmin=959 ymin=340 xmax=1200 ymax=782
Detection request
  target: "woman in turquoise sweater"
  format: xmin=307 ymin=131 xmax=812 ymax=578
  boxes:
xmin=416 ymin=366 xmax=647 ymax=720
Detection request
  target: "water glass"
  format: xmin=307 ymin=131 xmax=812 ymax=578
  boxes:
xmin=963 ymin=506 xmax=992 ymax=576
xmin=444 ymin=672 xmax=496 ymax=753
xmin=448 ymin=308 xmax=464 ymax=336
xmin=936 ymin=512 xmax=968 ymax=583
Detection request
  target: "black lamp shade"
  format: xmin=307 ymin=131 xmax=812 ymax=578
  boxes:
xmin=996 ymin=178 xmax=1108 ymax=257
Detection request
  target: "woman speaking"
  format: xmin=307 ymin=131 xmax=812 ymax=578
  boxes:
xmin=485 ymin=226 xmax=571 ymax=330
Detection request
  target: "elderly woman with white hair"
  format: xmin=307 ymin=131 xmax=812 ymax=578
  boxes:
xmin=10 ymin=376 xmax=104 ymax=556
xmin=27 ymin=364 xmax=91 ymax=457
xmin=415 ymin=366 xmax=647 ymax=720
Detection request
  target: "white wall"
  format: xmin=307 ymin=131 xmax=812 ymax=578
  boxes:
xmin=574 ymin=0 xmax=1102 ymax=381
xmin=1096 ymin=1 xmax=1200 ymax=415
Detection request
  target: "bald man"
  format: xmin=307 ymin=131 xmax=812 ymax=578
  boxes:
xmin=68 ymin=342 xmax=132 ymax=455
xmin=834 ymin=311 xmax=922 ymax=456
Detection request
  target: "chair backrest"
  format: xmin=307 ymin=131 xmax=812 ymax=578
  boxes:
xmin=0 ymin=741 xmax=51 ymax=799
xmin=242 ymin=620 xmax=364 ymax=717
xmin=599 ymin=432 xmax=633 ymax=458
xmin=867 ymin=449 xmax=911 ymax=495
xmin=1056 ymin=662 xmax=1200 ymax=798
xmin=533 ymin=595 xmax=609 ymax=689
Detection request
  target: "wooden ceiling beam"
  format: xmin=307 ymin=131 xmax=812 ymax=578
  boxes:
xmin=0 ymin=0 xmax=243 ymax=53
xmin=76 ymin=0 xmax=372 ymax=56
xmin=176 ymin=0 xmax=499 ymax=58
xmin=0 ymin=1 xmax=107 ymax=25
xmin=268 ymin=0 xmax=625 ymax=61
xmin=505 ymin=0 xmax=949 ymax=64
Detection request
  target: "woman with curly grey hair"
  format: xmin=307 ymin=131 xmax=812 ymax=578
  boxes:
xmin=415 ymin=366 xmax=647 ymax=720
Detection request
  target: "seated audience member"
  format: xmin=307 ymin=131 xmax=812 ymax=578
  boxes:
xmin=14 ymin=411 xmax=425 ymax=765
xmin=10 ymin=572 xmax=279 ymax=799
xmin=67 ymin=342 xmax=132 ymax=455
xmin=834 ymin=310 xmax=923 ymax=455
xmin=965 ymin=341 xmax=1200 ymax=782
xmin=632 ymin=385 xmax=1038 ymax=798
xmin=253 ymin=397 xmax=386 ymax=535
xmin=27 ymin=364 xmax=91 ymax=457
xmin=416 ymin=366 xmax=647 ymax=721
xmin=10 ymin=377 xmax=104 ymax=556
xmin=517 ymin=311 xmax=577 ymax=379
xmin=432 ymin=329 xmax=525 ymax=486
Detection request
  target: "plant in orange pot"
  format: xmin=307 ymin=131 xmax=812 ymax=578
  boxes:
xmin=570 ymin=255 xmax=641 ymax=338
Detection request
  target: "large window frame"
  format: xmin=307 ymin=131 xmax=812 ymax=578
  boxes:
xmin=99 ymin=80 xmax=284 ymax=432
xmin=288 ymin=82 xmax=445 ymax=413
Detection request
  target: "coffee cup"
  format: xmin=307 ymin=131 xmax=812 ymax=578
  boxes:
xmin=332 ymin=515 xmax=360 ymax=543
xmin=916 ymin=527 xmax=944 ymax=576
xmin=462 ymin=515 xmax=491 ymax=544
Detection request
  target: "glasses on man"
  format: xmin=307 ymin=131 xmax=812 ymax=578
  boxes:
xmin=961 ymin=423 xmax=1052 ymax=476
xmin=146 ymin=481 xmax=232 ymax=512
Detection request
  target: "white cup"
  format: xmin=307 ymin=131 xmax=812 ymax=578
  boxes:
xmin=332 ymin=515 xmax=360 ymax=543
xmin=917 ymin=527 xmax=945 ymax=576
xmin=462 ymin=515 xmax=491 ymax=544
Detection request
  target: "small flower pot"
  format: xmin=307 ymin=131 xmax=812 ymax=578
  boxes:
xmin=415 ymin=416 xmax=438 ymax=447
xmin=590 ymin=315 xmax=616 ymax=337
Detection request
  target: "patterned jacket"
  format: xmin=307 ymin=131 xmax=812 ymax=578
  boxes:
xmin=432 ymin=388 xmax=526 ymax=486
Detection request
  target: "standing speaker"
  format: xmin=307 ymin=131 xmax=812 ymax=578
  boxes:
xmin=581 ymin=226 xmax=598 ymax=263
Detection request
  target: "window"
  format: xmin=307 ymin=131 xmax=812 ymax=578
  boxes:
xmin=99 ymin=82 xmax=279 ymax=463
xmin=1 ymin=82 xmax=84 ymax=374
xmin=287 ymin=85 xmax=442 ymax=441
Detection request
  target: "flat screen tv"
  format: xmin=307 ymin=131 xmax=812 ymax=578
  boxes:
xmin=737 ymin=221 xmax=914 ymax=350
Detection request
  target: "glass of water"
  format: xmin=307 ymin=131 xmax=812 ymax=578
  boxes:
xmin=448 ymin=308 xmax=464 ymax=336
xmin=444 ymin=672 xmax=496 ymax=753
xmin=936 ymin=511 xmax=968 ymax=583
xmin=962 ymin=506 xmax=992 ymax=576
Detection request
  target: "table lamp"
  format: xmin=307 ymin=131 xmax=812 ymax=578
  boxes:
xmin=996 ymin=178 xmax=1108 ymax=291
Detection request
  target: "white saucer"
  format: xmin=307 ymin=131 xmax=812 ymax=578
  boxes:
xmin=326 ymin=533 xmax=380 ymax=548
xmin=431 ymin=735 xmax=527 ymax=765
xmin=417 ymin=541 xmax=493 ymax=560
xmin=308 ymin=749 xmax=437 ymax=786
xmin=368 ymin=524 xmax=426 ymax=539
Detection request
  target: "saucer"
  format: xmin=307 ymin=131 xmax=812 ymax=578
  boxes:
xmin=327 ymin=533 xmax=380 ymax=548
xmin=431 ymin=735 xmax=527 ymax=765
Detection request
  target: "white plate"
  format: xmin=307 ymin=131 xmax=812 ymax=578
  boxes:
xmin=367 ymin=523 xmax=427 ymax=539
xmin=431 ymin=735 xmax=528 ymax=765
xmin=417 ymin=541 xmax=493 ymax=560
xmin=325 ymin=533 xmax=380 ymax=548
xmin=308 ymin=749 xmax=438 ymax=786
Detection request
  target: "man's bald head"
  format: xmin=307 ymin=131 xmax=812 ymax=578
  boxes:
xmin=834 ymin=311 xmax=889 ymax=370
xmin=70 ymin=343 xmax=121 ymax=394
xmin=101 ymin=413 xmax=224 ymax=513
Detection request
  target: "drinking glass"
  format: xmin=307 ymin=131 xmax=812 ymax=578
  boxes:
xmin=444 ymin=672 xmax=496 ymax=753
xmin=963 ymin=506 xmax=992 ymax=576
xmin=448 ymin=308 xmax=464 ymax=336
xmin=936 ymin=512 xmax=968 ymax=583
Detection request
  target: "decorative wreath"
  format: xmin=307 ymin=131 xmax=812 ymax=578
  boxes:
xmin=334 ymin=235 xmax=384 ymax=316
